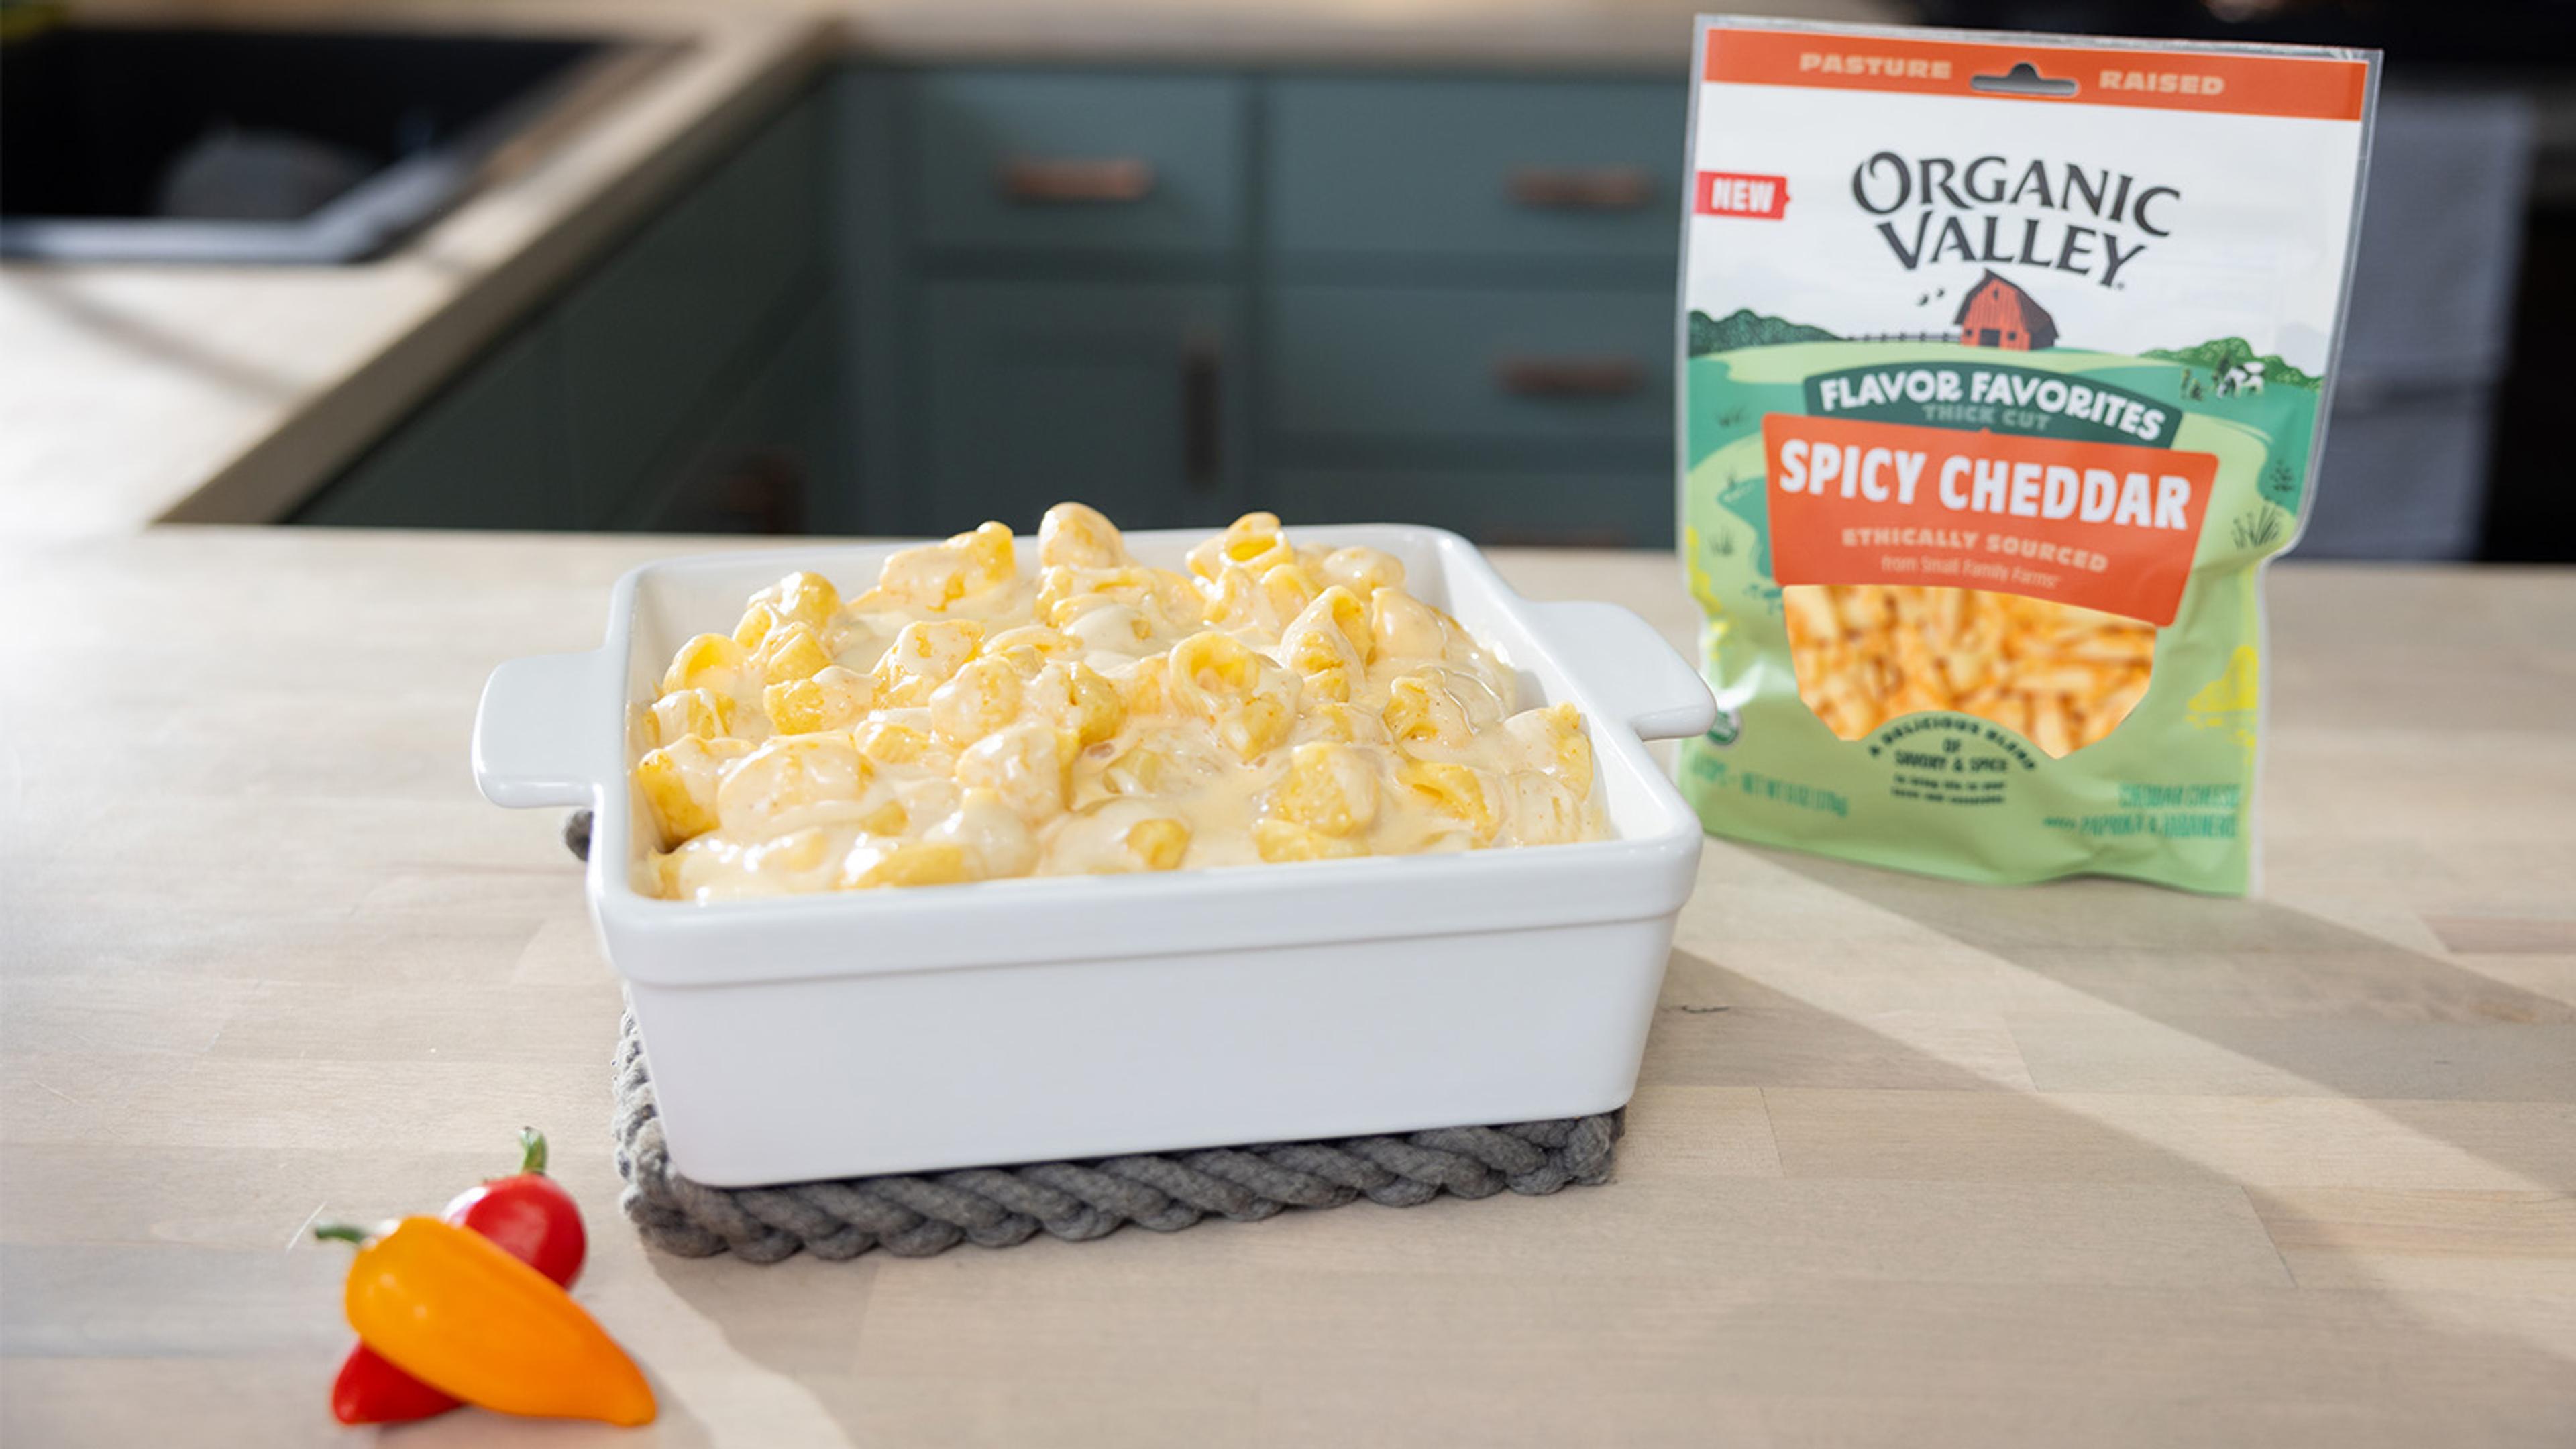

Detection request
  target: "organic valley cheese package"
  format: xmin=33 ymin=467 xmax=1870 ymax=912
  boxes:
xmin=1676 ymin=19 xmax=2376 ymax=894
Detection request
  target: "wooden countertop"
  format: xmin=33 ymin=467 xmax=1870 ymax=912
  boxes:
xmin=0 ymin=0 xmax=1894 ymax=541
xmin=3 ymin=529 xmax=2570 ymax=1446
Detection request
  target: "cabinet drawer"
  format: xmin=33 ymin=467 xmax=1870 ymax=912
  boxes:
xmin=1266 ymin=76 xmax=1684 ymax=260
xmin=1267 ymin=284 xmax=1670 ymax=442
xmin=559 ymin=90 xmax=826 ymax=525
xmin=921 ymin=280 xmax=1242 ymax=535
xmin=614 ymin=297 xmax=843 ymax=536
xmin=912 ymin=72 xmax=1246 ymax=254
xmin=1272 ymin=470 xmax=1670 ymax=549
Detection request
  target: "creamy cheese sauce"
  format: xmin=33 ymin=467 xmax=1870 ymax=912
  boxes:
xmin=631 ymin=504 xmax=1605 ymax=900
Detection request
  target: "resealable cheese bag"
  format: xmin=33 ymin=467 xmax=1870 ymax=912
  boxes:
xmin=1676 ymin=19 xmax=2376 ymax=894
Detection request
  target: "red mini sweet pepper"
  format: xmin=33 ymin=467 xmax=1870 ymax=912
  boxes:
xmin=329 ymin=1128 xmax=589 ymax=1425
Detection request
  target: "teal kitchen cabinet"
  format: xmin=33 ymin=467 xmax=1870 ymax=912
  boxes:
xmin=867 ymin=67 xmax=1678 ymax=545
xmin=910 ymin=71 xmax=1247 ymax=256
xmin=1267 ymin=284 xmax=1672 ymax=443
xmin=1265 ymin=76 xmax=1686 ymax=268
xmin=916 ymin=280 xmax=1242 ymax=535
xmin=1256 ymin=74 xmax=1682 ymax=546
xmin=849 ymin=69 xmax=1257 ymax=538
xmin=296 ymin=85 xmax=833 ymax=533
xmin=557 ymin=90 xmax=828 ymax=526
xmin=1273 ymin=469 xmax=1670 ymax=549
xmin=613 ymin=295 xmax=845 ymax=535
xmin=292 ymin=319 xmax=576 ymax=529
xmin=306 ymin=66 xmax=1699 ymax=545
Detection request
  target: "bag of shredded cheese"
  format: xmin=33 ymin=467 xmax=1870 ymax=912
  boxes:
xmin=1676 ymin=18 xmax=2376 ymax=894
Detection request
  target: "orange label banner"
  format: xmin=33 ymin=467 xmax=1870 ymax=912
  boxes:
xmin=1705 ymin=27 xmax=2370 ymax=122
xmin=1761 ymin=413 xmax=2217 ymax=626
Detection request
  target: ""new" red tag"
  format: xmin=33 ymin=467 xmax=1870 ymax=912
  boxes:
xmin=1695 ymin=171 xmax=1791 ymax=219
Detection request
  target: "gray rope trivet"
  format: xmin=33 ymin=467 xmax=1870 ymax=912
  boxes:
xmin=612 ymin=1014 xmax=1621 ymax=1263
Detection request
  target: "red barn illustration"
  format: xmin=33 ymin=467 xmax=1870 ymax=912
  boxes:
xmin=1954 ymin=270 xmax=2059 ymax=350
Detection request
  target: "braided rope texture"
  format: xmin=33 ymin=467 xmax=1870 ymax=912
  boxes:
xmin=612 ymin=1016 xmax=1622 ymax=1264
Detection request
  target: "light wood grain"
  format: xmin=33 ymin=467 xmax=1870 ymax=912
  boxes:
xmin=1 ymin=531 xmax=2572 ymax=1447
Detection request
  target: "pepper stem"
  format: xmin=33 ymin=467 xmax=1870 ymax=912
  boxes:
xmin=519 ymin=1127 xmax=548 ymax=1177
xmin=312 ymin=1222 xmax=372 ymax=1246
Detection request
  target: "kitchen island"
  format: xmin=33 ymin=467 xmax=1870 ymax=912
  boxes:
xmin=3 ymin=527 xmax=2570 ymax=1447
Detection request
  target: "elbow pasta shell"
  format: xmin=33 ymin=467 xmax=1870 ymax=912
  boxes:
xmin=1166 ymin=632 xmax=1264 ymax=711
xmin=1026 ymin=661 xmax=1126 ymax=747
xmin=1265 ymin=743 xmax=1379 ymax=838
xmin=649 ymin=687 xmax=737 ymax=749
xmin=1124 ymin=816 xmax=1191 ymax=871
xmin=928 ymin=656 xmax=1026 ymax=748
xmin=1279 ymin=586 xmax=1372 ymax=702
xmin=955 ymin=721 xmax=1074 ymax=826
xmin=871 ymin=619 xmax=985 ymax=706
xmin=1214 ymin=690 xmax=1295 ymax=762
xmin=864 ymin=523 xmax=1017 ymax=610
xmin=754 ymin=622 xmax=835 ymax=687
xmin=662 ymin=633 xmax=749 ymax=696
xmin=764 ymin=665 xmax=873 ymax=737
xmin=1117 ymin=653 xmax=1173 ymax=717
xmin=1186 ymin=511 xmax=1294 ymax=581
xmin=1505 ymin=770 xmax=1588 ymax=846
xmin=1198 ymin=564 xmax=1269 ymax=634
xmin=1369 ymin=587 xmax=1450 ymax=662
xmin=979 ymin=625 xmax=1081 ymax=677
xmin=1056 ymin=598 xmax=1158 ymax=653
xmin=852 ymin=718 xmax=938 ymax=769
xmin=636 ymin=734 xmax=755 ymax=848
xmin=1318 ymin=545 xmax=1405 ymax=597
xmin=733 ymin=604 xmax=780 ymax=650
xmin=715 ymin=734 xmax=873 ymax=835
xmin=919 ymin=788 xmax=1039 ymax=879
xmin=1503 ymin=703 xmax=1595 ymax=801
xmin=1038 ymin=501 xmax=1129 ymax=569
xmin=747 ymin=571 xmax=841 ymax=632
xmin=1383 ymin=674 xmax=1477 ymax=755
xmin=1397 ymin=759 xmax=1503 ymax=843
xmin=1259 ymin=562 xmax=1322 ymax=629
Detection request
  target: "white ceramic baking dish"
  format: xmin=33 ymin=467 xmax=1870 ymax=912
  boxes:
xmin=474 ymin=525 xmax=1715 ymax=1187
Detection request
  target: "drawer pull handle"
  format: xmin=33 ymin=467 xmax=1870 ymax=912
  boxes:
xmin=1496 ymin=357 xmax=1646 ymax=398
xmin=1182 ymin=343 xmax=1223 ymax=492
xmin=1507 ymin=166 xmax=1652 ymax=211
xmin=998 ymin=156 xmax=1157 ymax=203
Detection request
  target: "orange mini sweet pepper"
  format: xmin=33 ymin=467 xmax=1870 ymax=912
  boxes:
xmin=317 ymin=1216 xmax=655 ymax=1427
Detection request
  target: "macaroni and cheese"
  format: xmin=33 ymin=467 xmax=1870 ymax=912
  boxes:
xmin=631 ymin=505 xmax=1606 ymax=900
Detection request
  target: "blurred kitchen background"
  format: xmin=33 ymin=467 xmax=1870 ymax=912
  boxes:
xmin=3 ymin=0 xmax=2570 ymax=558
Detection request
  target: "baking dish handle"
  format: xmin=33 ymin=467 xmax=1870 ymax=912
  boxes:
xmin=474 ymin=650 xmax=608 ymax=809
xmin=1527 ymin=600 xmax=1717 ymax=742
